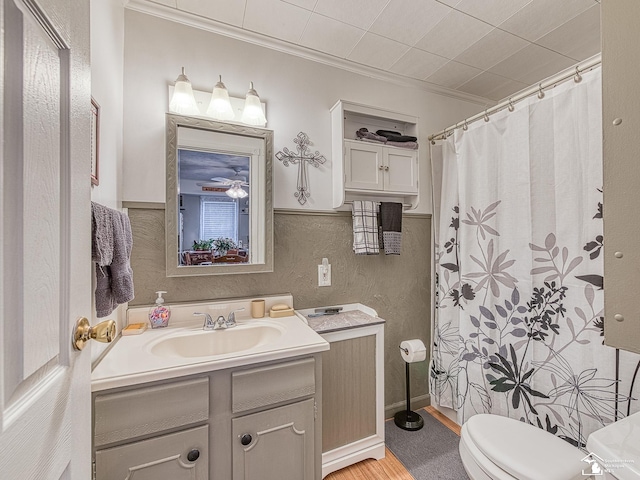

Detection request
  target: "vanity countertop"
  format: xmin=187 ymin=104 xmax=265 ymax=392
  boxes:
xmin=92 ymin=296 xmax=329 ymax=392
xmin=296 ymin=303 xmax=385 ymax=334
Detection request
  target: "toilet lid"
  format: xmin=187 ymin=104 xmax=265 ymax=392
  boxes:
xmin=586 ymin=413 xmax=640 ymax=480
xmin=466 ymin=414 xmax=584 ymax=480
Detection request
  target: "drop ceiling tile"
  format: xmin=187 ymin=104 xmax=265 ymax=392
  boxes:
xmin=489 ymin=43 xmax=575 ymax=84
xmin=454 ymin=28 xmax=529 ymax=70
xmin=425 ymin=60 xmax=482 ymax=88
xmin=415 ymin=10 xmax=493 ymax=59
xmin=243 ymin=0 xmax=311 ymax=43
xmin=369 ymin=0 xmax=451 ymax=47
xmin=457 ymin=70 xmax=526 ymax=100
xmin=177 ymin=0 xmax=246 ymax=26
xmin=498 ymin=0 xmax=595 ymax=42
xmin=484 ymin=77 xmax=529 ymax=101
xmin=389 ymin=48 xmax=448 ymax=80
xmin=314 ymin=0 xmax=390 ymax=30
xmin=282 ymin=0 xmax=318 ymax=10
xmin=453 ymin=0 xmax=532 ymax=26
xmin=535 ymin=4 xmax=600 ymax=61
xmin=347 ymin=32 xmax=411 ymax=71
xmin=300 ymin=14 xmax=365 ymax=58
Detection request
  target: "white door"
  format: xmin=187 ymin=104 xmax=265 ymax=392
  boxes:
xmin=1 ymin=0 xmax=92 ymax=479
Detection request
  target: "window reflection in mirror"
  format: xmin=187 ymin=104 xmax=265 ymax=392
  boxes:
xmin=165 ymin=114 xmax=273 ymax=277
xmin=178 ymin=149 xmax=250 ymax=265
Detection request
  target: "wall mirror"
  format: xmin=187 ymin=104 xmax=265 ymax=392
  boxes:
xmin=166 ymin=114 xmax=273 ymax=276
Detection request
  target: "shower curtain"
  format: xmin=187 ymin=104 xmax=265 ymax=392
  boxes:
xmin=431 ymin=67 xmax=640 ymax=447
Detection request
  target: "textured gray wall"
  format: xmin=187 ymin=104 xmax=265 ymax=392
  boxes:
xmin=128 ymin=207 xmax=431 ymax=411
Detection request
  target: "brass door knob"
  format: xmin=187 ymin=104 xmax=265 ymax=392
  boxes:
xmin=72 ymin=317 xmax=116 ymax=350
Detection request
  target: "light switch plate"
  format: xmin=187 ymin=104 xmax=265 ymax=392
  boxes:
xmin=318 ymin=264 xmax=331 ymax=287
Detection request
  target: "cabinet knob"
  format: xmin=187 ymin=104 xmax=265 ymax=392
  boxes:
xmin=378 ymin=165 xmax=385 ymax=170
xmin=240 ymin=433 xmax=252 ymax=446
xmin=187 ymin=449 xmax=200 ymax=462
xmin=384 ymin=166 xmax=389 ymax=171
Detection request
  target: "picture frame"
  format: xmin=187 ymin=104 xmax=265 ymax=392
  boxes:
xmin=91 ymin=97 xmax=100 ymax=186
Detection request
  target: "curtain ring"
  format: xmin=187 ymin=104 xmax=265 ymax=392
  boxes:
xmin=463 ymin=120 xmax=468 ymax=131
xmin=483 ymin=110 xmax=490 ymax=122
xmin=507 ymin=99 xmax=515 ymax=112
xmin=574 ymin=66 xmax=582 ymax=83
xmin=537 ymin=83 xmax=545 ymax=99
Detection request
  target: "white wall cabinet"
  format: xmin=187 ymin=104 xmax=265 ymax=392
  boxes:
xmin=92 ymin=356 xmax=322 ymax=480
xmin=344 ymin=140 xmax=418 ymax=194
xmin=602 ymin=0 xmax=640 ymax=355
xmin=331 ymin=100 xmax=419 ymax=209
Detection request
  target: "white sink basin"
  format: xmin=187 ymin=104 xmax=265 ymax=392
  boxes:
xmin=149 ymin=324 xmax=283 ymax=358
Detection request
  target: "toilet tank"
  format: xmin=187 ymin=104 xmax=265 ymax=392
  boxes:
xmin=586 ymin=411 xmax=640 ymax=480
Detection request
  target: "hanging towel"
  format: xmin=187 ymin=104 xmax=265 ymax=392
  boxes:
xmin=352 ymin=200 xmax=379 ymax=255
xmin=380 ymin=202 xmax=403 ymax=255
xmin=91 ymin=202 xmax=135 ymax=317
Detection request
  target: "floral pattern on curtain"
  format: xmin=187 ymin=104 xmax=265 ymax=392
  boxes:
xmin=430 ymin=67 xmax=640 ymax=448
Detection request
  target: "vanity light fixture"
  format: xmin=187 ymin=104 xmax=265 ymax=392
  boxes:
xmin=169 ymin=67 xmax=199 ymax=115
xmin=241 ymin=82 xmax=267 ymax=127
xmin=206 ymin=75 xmax=235 ymax=121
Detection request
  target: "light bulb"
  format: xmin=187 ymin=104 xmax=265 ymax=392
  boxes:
xmin=241 ymin=82 xmax=267 ymax=126
xmin=206 ymin=75 xmax=235 ymax=121
xmin=169 ymin=67 xmax=199 ymax=115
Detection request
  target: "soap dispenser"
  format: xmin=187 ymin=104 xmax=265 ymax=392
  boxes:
xmin=149 ymin=291 xmax=171 ymax=328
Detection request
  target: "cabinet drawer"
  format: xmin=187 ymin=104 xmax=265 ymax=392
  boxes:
xmin=94 ymin=377 xmax=209 ymax=447
xmin=95 ymin=425 xmax=208 ymax=480
xmin=232 ymin=358 xmax=315 ymax=413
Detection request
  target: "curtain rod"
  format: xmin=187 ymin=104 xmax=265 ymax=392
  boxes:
xmin=428 ymin=53 xmax=602 ymax=143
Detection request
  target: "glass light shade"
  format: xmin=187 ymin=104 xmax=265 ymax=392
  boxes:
xmin=226 ymin=185 xmax=248 ymax=199
xmin=241 ymin=82 xmax=267 ymax=126
xmin=206 ymin=75 xmax=235 ymax=121
xmin=169 ymin=67 xmax=200 ymax=115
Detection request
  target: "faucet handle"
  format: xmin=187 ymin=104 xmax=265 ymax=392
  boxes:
xmin=227 ymin=307 xmax=245 ymax=327
xmin=194 ymin=312 xmax=215 ymax=330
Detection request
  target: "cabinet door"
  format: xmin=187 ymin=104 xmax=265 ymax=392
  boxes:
xmin=344 ymin=141 xmax=384 ymax=191
xmin=232 ymin=398 xmax=315 ymax=480
xmin=384 ymin=148 xmax=418 ymax=194
xmin=95 ymin=425 xmax=208 ymax=480
xmin=322 ymin=335 xmax=376 ymax=452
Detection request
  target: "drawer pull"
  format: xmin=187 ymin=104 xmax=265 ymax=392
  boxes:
xmin=240 ymin=434 xmax=252 ymax=446
xmin=187 ymin=449 xmax=200 ymax=462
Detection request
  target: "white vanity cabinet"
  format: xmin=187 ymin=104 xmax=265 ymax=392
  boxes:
xmin=92 ymin=355 xmax=322 ymax=480
xmin=344 ymin=140 xmax=418 ymax=194
xmin=331 ymin=100 xmax=420 ymax=209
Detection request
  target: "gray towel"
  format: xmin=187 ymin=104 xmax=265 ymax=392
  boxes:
xmin=380 ymin=202 xmax=403 ymax=255
xmin=352 ymin=201 xmax=379 ymax=255
xmin=91 ymin=202 xmax=135 ymax=317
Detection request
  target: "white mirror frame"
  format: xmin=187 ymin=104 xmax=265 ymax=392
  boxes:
xmin=165 ymin=113 xmax=273 ymax=276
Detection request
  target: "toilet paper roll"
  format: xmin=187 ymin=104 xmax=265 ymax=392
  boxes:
xmin=400 ymin=339 xmax=427 ymax=363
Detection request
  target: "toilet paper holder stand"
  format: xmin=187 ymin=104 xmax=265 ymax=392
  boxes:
xmin=395 ymin=344 xmax=425 ymax=431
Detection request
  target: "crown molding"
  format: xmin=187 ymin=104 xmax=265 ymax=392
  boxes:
xmin=125 ymin=0 xmax=493 ymax=107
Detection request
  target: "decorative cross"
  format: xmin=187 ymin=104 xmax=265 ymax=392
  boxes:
xmin=276 ymin=132 xmax=326 ymax=205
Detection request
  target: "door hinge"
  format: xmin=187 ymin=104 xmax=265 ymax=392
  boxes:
xmin=314 ymin=400 xmax=318 ymax=420
xmin=92 ymin=461 xmax=96 ymax=480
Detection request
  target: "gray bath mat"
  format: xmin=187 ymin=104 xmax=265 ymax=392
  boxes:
xmin=385 ymin=410 xmax=469 ymax=480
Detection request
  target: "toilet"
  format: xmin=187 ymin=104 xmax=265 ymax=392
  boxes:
xmin=460 ymin=412 xmax=640 ymax=480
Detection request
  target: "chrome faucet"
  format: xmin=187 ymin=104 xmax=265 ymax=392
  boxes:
xmin=193 ymin=312 xmax=226 ymax=330
xmin=226 ymin=307 xmax=245 ymax=328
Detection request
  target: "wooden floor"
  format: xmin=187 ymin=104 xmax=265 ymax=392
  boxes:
xmin=324 ymin=406 xmax=461 ymax=480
